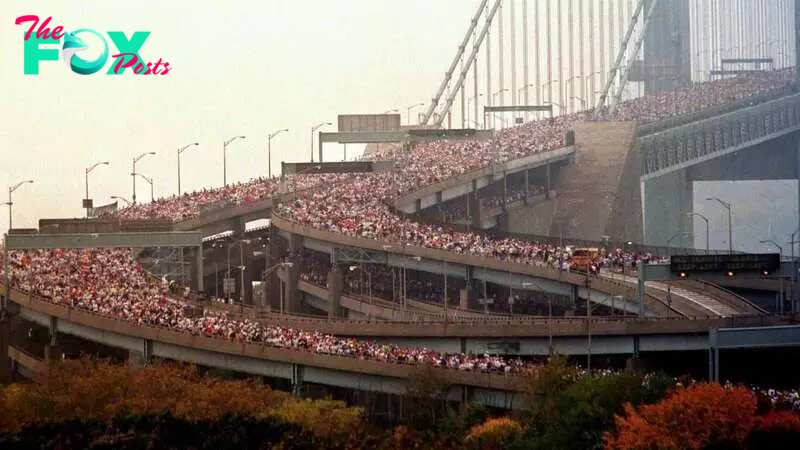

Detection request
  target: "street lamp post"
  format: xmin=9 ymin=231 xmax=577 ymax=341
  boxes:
xmin=132 ymin=173 xmax=155 ymax=202
xmin=687 ymin=212 xmax=710 ymax=254
xmin=176 ymin=142 xmax=199 ymax=195
xmin=84 ymin=162 xmax=109 ymax=217
xmin=310 ymin=122 xmax=332 ymax=163
xmin=790 ymin=228 xmax=800 ymax=314
xmin=223 ymin=136 xmax=246 ymax=187
xmin=110 ymin=195 xmax=132 ymax=206
xmin=6 ymin=180 xmax=34 ymax=231
xmin=706 ymin=197 xmax=733 ymax=253
xmin=131 ymin=152 xmax=156 ymax=205
xmin=405 ymin=102 xmax=424 ymax=124
xmin=267 ymin=129 xmax=289 ymax=179
xmin=761 ymin=239 xmax=786 ymax=313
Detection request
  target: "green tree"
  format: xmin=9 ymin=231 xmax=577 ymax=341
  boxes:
xmin=520 ymin=358 xmax=664 ymax=450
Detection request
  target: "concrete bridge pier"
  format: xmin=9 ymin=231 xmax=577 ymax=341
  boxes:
xmin=241 ymin=242 xmax=255 ymax=305
xmin=459 ymin=287 xmax=477 ymax=310
xmin=282 ymin=263 xmax=301 ymax=314
xmin=291 ymin=363 xmax=304 ymax=397
xmin=263 ymin=226 xmax=287 ymax=310
xmin=43 ymin=316 xmax=60 ymax=363
xmin=461 ymin=385 xmax=473 ymax=404
xmin=469 ymin=182 xmax=481 ymax=229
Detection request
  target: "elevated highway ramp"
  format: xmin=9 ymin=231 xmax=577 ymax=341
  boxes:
xmin=600 ymin=270 xmax=763 ymax=317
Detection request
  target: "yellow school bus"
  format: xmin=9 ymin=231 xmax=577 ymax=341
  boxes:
xmin=570 ymin=247 xmax=600 ymax=271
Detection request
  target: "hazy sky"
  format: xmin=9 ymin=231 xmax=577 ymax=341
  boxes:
xmin=2 ymin=0 xmax=796 ymax=247
xmin=1 ymin=0 xmax=479 ymax=232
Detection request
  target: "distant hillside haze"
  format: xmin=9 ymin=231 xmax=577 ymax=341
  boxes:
xmin=693 ymin=180 xmax=798 ymax=255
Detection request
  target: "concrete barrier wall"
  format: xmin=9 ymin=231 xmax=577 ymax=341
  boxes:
xmin=394 ymin=147 xmax=575 ymax=209
xmin=8 ymin=289 xmax=524 ymax=392
xmin=268 ymin=215 xmax=674 ymax=313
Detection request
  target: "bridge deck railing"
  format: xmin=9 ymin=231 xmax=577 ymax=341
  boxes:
xmin=639 ymin=92 xmax=800 ymax=176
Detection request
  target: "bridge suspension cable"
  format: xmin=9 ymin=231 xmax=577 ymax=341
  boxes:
xmin=420 ymin=0 xmax=489 ymax=126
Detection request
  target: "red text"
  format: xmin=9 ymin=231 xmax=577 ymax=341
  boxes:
xmin=15 ymin=15 xmax=64 ymax=41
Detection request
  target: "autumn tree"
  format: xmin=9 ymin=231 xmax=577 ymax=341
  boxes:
xmin=604 ymin=383 xmax=758 ymax=450
xmin=464 ymin=417 xmax=525 ymax=450
xmin=0 ymin=358 xmax=364 ymax=440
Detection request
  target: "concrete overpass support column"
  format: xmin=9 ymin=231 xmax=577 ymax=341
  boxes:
xmin=327 ymin=266 xmax=344 ymax=318
xmin=566 ymin=285 xmax=578 ymax=316
xmin=48 ymin=316 xmax=57 ymax=346
xmin=496 ymin=210 xmax=509 ymax=234
xmin=264 ymin=226 xmax=286 ymax=310
xmin=194 ymin=247 xmax=203 ymax=293
xmin=43 ymin=343 xmax=63 ymax=363
xmin=643 ymin=169 xmax=693 ymax=247
xmin=545 ymin=164 xmax=551 ymax=199
xmin=128 ymin=339 xmax=152 ymax=369
xmin=503 ymin=171 xmax=509 ymax=203
xmin=524 ymin=170 xmax=531 ymax=204
xmin=460 ymin=265 xmax=476 ymax=309
xmin=284 ymin=263 xmax=301 ymax=314
xmin=232 ymin=216 xmax=246 ymax=236
xmin=287 ymin=233 xmax=302 ymax=254
xmin=461 ymin=385 xmax=473 ymax=404
xmin=44 ymin=316 xmax=62 ymax=363
xmin=243 ymin=244 xmax=255 ymax=305
xmin=291 ymin=363 xmax=304 ymax=397
xmin=470 ymin=180 xmax=481 ymax=228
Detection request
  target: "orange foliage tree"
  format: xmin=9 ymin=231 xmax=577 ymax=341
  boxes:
xmin=603 ymin=383 xmax=758 ymax=450
xmin=0 ymin=358 xmax=363 ymax=439
xmin=464 ymin=417 xmax=524 ymax=449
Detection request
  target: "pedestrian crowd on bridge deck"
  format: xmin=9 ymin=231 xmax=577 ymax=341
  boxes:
xmin=1 ymin=247 xmax=799 ymax=409
xmin=274 ymin=70 xmax=792 ymax=279
xmin=291 ymin=249 xmax=645 ymax=316
xmin=104 ymin=69 xmax=792 ymax=227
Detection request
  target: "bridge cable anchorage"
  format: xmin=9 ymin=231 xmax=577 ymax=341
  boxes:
xmin=420 ymin=0 xmax=489 ymax=126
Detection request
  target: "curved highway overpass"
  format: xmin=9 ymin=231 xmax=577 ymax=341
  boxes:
xmin=5 ymin=287 xmax=788 ymax=408
xmin=7 ymin=288 xmax=524 ymax=408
